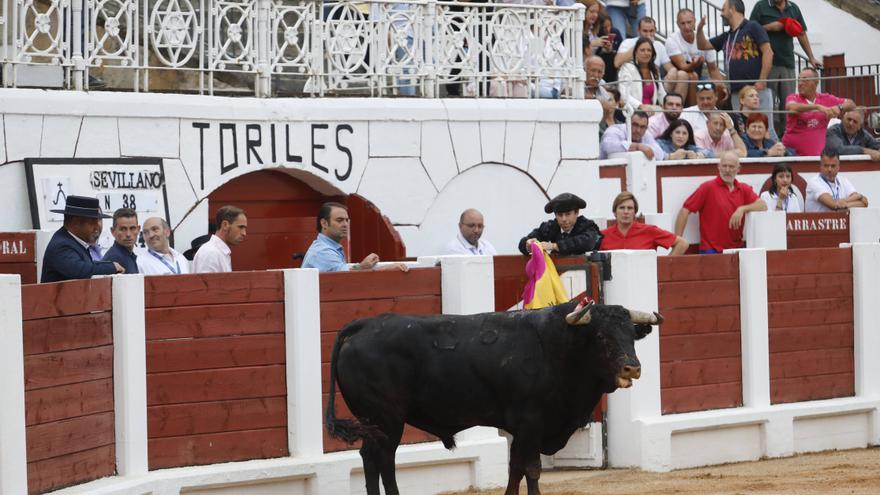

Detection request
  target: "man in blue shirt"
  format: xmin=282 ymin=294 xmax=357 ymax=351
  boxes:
xmin=302 ymin=202 xmax=409 ymax=273
xmin=102 ymin=208 xmax=140 ymax=274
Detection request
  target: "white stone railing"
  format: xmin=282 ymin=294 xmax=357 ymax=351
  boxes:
xmin=0 ymin=0 xmax=585 ymax=98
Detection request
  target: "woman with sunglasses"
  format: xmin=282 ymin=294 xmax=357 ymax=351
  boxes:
xmin=731 ymin=85 xmax=777 ymax=141
xmin=742 ymin=113 xmax=794 ymax=157
xmin=760 ymin=163 xmax=803 ymax=212
xmin=657 ymin=118 xmax=714 ymax=159
xmin=618 ymin=37 xmax=666 ymax=110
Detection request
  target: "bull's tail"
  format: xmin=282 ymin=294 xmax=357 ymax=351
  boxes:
xmin=325 ymin=320 xmax=384 ymax=444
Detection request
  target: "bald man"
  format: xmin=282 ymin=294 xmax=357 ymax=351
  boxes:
xmin=445 ymin=208 xmax=497 ymax=255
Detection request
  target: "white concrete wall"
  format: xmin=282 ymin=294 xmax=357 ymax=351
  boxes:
xmin=0 ymin=91 xmax=602 ymax=257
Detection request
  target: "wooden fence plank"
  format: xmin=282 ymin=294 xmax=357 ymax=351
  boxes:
xmin=23 ymin=313 xmax=113 ymax=356
xmin=769 ymin=323 xmax=854 ymax=353
xmin=771 ymin=373 xmax=855 ymax=404
xmin=25 ymin=379 xmax=114 ymax=426
xmin=26 ymin=411 xmax=115 ymax=462
xmin=659 ymin=279 xmax=740 ymax=309
xmin=767 ymin=248 xmax=852 ymax=276
xmin=768 ymin=298 xmax=853 ymax=328
xmin=26 ymin=444 xmax=115 ymax=495
xmin=145 ymin=302 xmax=284 ymax=340
xmin=662 ymin=382 xmax=742 ymax=414
xmin=660 ymin=357 xmax=742 ymax=388
xmin=657 ymin=254 xmax=739 ymax=282
xmin=21 ymin=279 xmax=111 ymax=320
xmin=657 ymin=305 xmax=741 ymax=336
xmin=146 ymin=334 xmax=286 ymax=373
xmin=144 ymin=271 xmax=284 ymax=308
xmin=769 ymin=348 xmax=854 ymax=379
xmin=24 ymin=346 xmax=113 ymax=391
xmin=319 ymin=296 xmax=443 ymax=334
xmin=0 ymin=262 xmax=37 ymax=284
xmin=319 ymin=268 xmax=441 ymax=302
xmin=147 ymin=365 xmax=286 ymax=405
xmin=767 ymin=273 xmax=853 ymax=302
xmin=148 ymin=397 xmax=286 ymax=438
xmin=148 ymin=428 xmax=288 ymax=470
xmin=660 ymin=332 xmax=742 ymax=362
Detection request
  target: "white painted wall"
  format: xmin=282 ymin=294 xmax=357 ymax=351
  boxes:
xmin=0 ymin=90 xmax=602 ymax=257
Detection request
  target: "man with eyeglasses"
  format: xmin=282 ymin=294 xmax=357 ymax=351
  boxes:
xmin=600 ymin=110 xmax=665 ymax=160
xmin=681 ymin=81 xmax=718 ymax=132
xmin=445 ymin=208 xmax=497 ymax=256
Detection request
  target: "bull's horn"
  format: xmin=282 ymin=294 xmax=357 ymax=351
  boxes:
xmin=629 ymin=309 xmax=663 ymax=325
xmin=566 ymin=301 xmax=594 ymax=326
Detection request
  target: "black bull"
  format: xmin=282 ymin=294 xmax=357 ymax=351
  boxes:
xmin=325 ymin=300 xmax=662 ymax=495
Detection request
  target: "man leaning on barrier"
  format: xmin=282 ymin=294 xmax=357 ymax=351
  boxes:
xmin=518 ymin=193 xmax=603 ymax=256
xmin=805 ymin=146 xmax=869 ymax=212
xmin=600 ymin=110 xmax=665 ymax=160
xmin=826 ymin=109 xmax=880 ymax=162
xmin=302 ymin=202 xmax=408 ymax=272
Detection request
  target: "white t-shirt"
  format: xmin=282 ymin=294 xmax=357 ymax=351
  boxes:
xmin=618 ymin=38 xmax=670 ymax=67
xmin=805 ymin=174 xmax=858 ymax=212
xmin=137 ymin=247 xmax=191 ymax=275
xmin=192 ymin=235 xmax=232 ymax=273
xmin=760 ymin=189 xmax=803 ymax=213
xmin=681 ymin=105 xmax=710 ymax=132
xmin=606 ymin=0 xmax=644 ymax=6
xmin=665 ymin=31 xmax=715 ymax=66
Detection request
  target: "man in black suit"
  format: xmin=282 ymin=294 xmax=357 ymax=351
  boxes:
xmin=41 ymin=195 xmax=125 ymax=283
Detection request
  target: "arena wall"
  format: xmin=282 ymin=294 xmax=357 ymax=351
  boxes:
xmin=604 ymin=245 xmax=880 ymax=472
xmin=0 ymin=256 xmax=509 ymax=495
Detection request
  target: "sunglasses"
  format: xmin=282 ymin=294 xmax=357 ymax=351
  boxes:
xmin=696 ymin=82 xmax=715 ymax=91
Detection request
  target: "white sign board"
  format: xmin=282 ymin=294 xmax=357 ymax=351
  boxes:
xmin=25 ymin=158 xmax=169 ymax=253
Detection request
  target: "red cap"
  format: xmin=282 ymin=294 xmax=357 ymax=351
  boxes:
xmin=780 ymin=17 xmax=804 ymax=37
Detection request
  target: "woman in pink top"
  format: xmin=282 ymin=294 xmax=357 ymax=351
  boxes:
xmin=782 ymin=68 xmax=855 ymax=157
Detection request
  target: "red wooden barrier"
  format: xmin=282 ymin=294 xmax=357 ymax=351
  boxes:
xmin=0 ymin=232 xmax=37 ymax=284
xmin=658 ymin=255 xmax=743 ymax=414
xmin=21 ymin=278 xmax=115 ymax=494
xmin=785 ymin=212 xmax=849 ymax=249
xmin=320 ymin=268 xmax=442 ymax=453
xmin=767 ymin=248 xmax=854 ymax=404
xmin=493 ymin=255 xmax=592 ymax=311
xmin=144 ymin=271 xmax=287 ymax=470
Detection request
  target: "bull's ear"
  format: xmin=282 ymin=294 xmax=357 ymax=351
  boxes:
xmin=634 ymin=324 xmax=652 ymax=340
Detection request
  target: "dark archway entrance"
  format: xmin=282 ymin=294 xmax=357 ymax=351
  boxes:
xmin=208 ymin=170 xmax=406 ymax=271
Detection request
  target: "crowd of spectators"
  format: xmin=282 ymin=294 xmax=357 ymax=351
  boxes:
xmin=582 ymin=0 xmax=878 ymax=165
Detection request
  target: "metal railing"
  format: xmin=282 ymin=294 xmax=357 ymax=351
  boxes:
xmin=0 ymin=0 xmax=586 ymax=98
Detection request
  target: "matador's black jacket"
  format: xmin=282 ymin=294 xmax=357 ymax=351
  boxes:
xmin=517 ymin=216 xmax=603 ymax=256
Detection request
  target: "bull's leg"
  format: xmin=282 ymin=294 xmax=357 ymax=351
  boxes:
xmin=505 ymin=434 xmax=541 ymax=495
xmin=359 ymin=438 xmax=382 ymax=495
xmin=377 ymin=423 xmax=404 ymax=495
xmin=524 ymin=453 xmax=542 ymax=495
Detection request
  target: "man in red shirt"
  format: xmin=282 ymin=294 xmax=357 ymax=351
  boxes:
xmin=674 ymin=151 xmax=767 ymax=253
xmin=601 ymin=192 xmax=689 ymax=255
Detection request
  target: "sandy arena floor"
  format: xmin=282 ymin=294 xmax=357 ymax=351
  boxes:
xmin=444 ymin=447 xmax=880 ymax=495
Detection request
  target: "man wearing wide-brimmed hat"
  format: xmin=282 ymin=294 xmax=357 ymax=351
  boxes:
xmin=517 ymin=193 xmax=603 ymax=256
xmin=41 ymin=195 xmax=125 ymax=283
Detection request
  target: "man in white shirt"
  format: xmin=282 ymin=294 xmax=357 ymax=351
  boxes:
xmin=665 ymin=8 xmax=724 ymax=106
xmin=445 ymin=209 xmax=497 ymax=255
xmin=614 ymin=17 xmax=686 ymax=95
xmin=805 ymin=146 xmax=869 ymax=212
xmin=192 ymin=206 xmax=248 ymax=273
xmin=681 ymin=81 xmax=718 ymax=132
xmin=137 ymin=217 xmax=191 ymax=275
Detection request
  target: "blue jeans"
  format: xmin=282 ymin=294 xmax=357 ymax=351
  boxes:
xmin=606 ymin=4 xmax=645 ymax=38
xmin=395 ymin=36 xmax=416 ymax=96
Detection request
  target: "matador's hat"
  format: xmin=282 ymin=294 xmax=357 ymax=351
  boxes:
xmin=544 ymin=193 xmax=587 ymax=214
